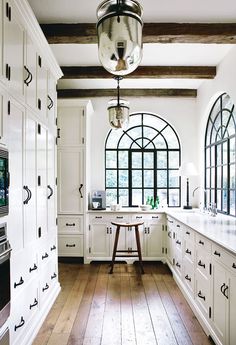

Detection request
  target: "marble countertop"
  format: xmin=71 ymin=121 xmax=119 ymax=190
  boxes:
xmin=166 ymin=210 xmax=236 ymax=255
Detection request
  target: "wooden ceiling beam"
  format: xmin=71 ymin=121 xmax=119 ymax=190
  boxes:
xmin=57 ymin=88 xmax=197 ymax=98
xmin=61 ymin=65 xmax=216 ymax=79
xmin=41 ymin=22 xmax=236 ymax=44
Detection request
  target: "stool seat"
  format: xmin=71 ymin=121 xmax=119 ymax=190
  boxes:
xmin=109 ymin=221 xmax=144 ymax=274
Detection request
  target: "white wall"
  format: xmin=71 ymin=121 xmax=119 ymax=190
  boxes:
xmin=196 ymin=46 xmax=236 ymax=202
xmin=87 ymin=96 xmax=199 ymax=207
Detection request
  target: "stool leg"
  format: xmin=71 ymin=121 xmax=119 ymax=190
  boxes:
xmin=135 ymin=225 xmax=144 ymax=274
xmin=109 ymin=225 xmax=120 ymax=274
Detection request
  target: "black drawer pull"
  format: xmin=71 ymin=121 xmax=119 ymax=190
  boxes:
xmin=185 ymin=249 xmax=191 ymax=255
xmin=232 ymin=263 xmax=236 ymax=269
xmin=116 ymin=216 xmax=124 ymax=219
xmin=176 ymin=262 xmax=181 ymax=268
xmin=42 ymin=283 xmax=49 ymax=292
xmin=168 ymin=231 xmax=172 ymax=238
xmin=185 ymin=274 xmax=191 ymax=282
xmin=30 ymin=298 xmax=38 ymax=309
xmin=199 ymin=240 xmax=204 ymax=245
xmin=29 ymin=263 xmax=38 ymax=273
xmin=42 ymin=253 xmax=49 ymax=260
xmin=176 ymin=224 xmax=180 ymax=228
xmin=176 ymin=240 xmax=181 ymax=245
xmin=152 ymin=216 xmax=159 ymax=219
xmin=14 ymin=316 xmax=25 ymax=331
xmin=66 ymin=223 xmax=75 ymax=226
xmin=66 ymin=244 xmax=76 ymax=247
xmin=214 ymin=250 xmax=221 ymax=257
xmin=51 ymin=272 xmax=57 ymax=280
xmin=186 ymin=231 xmax=190 ymax=235
xmin=198 ymin=291 xmax=206 ymax=301
xmin=51 ymin=245 xmax=56 ymax=251
xmin=14 ymin=277 xmax=24 ymax=288
xmin=136 ymin=216 xmax=143 ymax=219
xmin=95 ymin=216 xmax=102 ymax=219
xmin=198 ymin=260 xmax=205 ymax=269
xmin=168 ymin=219 xmax=173 ymax=223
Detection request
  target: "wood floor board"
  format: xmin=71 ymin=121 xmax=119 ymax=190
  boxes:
xmin=34 ymin=262 xmax=213 ymax=345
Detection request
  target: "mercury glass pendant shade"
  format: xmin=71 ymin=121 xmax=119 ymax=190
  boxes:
xmin=108 ymin=99 xmax=129 ymax=129
xmin=97 ymin=0 xmax=143 ymax=76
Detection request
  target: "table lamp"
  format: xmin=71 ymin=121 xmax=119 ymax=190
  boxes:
xmin=179 ymin=162 xmax=198 ymax=209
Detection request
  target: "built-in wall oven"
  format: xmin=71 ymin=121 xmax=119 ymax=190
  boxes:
xmin=0 ymin=223 xmax=11 ymax=328
xmin=0 ymin=147 xmax=9 ymax=217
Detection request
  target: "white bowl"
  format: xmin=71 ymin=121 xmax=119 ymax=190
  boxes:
xmin=140 ymin=204 xmax=152 ymax=211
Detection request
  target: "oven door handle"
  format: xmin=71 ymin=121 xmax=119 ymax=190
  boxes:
xmin=0 ymin=248 xmax=12 ymax=264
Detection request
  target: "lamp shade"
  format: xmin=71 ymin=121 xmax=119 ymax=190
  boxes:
xmin=178 ymin=162 xmax=198 ymax=177
xmin=97 ymin=0 xmax=143 ymax=76
xmin=108 ymin=98 xmax=129 ymax=129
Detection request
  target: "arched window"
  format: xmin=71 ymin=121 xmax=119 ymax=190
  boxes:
xmin=205 ymin=93 xmax=236 ymax=216
xmin=105 ymin=112 xmax=181 ymax=207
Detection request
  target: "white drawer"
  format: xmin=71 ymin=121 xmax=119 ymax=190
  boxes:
xmin=184 ymin=239 xmax=195 ymax=264
xmin=212 ymin=243 xmax=236 ymax=275
xmin=58 ymin=216 xmax=83 ymax=234
xmin=196 ymin=248 xmax=211 ymax=279
xmin=110 ymin=214 xmax=130 ymax=223
xmin=195 ymin=233 xmax=212 ymax=254
xmin=183 ymin=225 xmax=195 ymax=242
xmin=174 ymin=250 xmax=182 ymax=277
xmin=90 ymin=214 xmax=109 ymax=223
xmin=58 ymin=235 xmax=84 ymax=257
xmin=183 ymin=260 xmax=195 ymax=295
xmin=195 ymin=270 xmax=211 ymax=317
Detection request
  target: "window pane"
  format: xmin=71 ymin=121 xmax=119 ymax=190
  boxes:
xmin=223 ymin=165 xmax=228 ymax=188
xmin=227 ymin=117 xmax=235 ymax=137
xmin=211 ymin=168 xmax=215 ymax=188
xmin=106 ymin=170 xmax=117 ymax=187
xmin=132 ymin=152 xmax=142 ymax=168
xmin=169 ymin=171 xmax=179 ymax=187
xmin=118 ymin=189 xmax=128 ymax=206
xmin=157 ymin=170 xmax=167 ymax=187
xmin=230 ymin=191 xmax=235 ymax=215
xmin=143 ymin=115 xmax=166 ymax=132
xmin=169 ymin=151 xmax=179 ymax=168
xmin=169 ymin=189 xmax=179 ymax=206
xmin=206 ymin=168 xmax=210 ymax=188
xmin=119 ymin=133 xmax=133 ymax=148
xmin=132 ymin=189 xmax=142 ymax=206
xmin=157 ymin=189 xmax=167 ymax=205
xmin=230 ymin=138 xmax=235 ymax=163
xmin=211 ymin=146 xmax=215 ymax=165
xmin=144 ymin=170 xmax=153 ymax=187
xmin=217 ymin=166 xmax=221 ymax=187
xmin=216 ymin=144 xmax=221 ymax=165
xmin=161 ymin=127 xmax=179 ymax=148
xmin=129 ymin=114 xmax=141 ymax=127
xmin=132 ymin=170 xmax=142 ymax=187
xmin=118 ymin=151 xmax=128 ymax=168
xmin=144 ymin=152 xmax=154 ymax=168
xmin=106 ymin=189 xmax=117 ymax=205
xmin=230 ymin=164 xmax=235 ymax=189
xmin=118 ymin=170 xmax=128 ymax=187
xmin=206 ymin=147 xmax=210 ymax=167
xmin=223 ymin=141 xmax=228 ymax=164
xmin=222 ymin=190 xmax=227 ymax=212
xmin=126 ymin=127 xmax=142 ymax=141
xmin=217 ymin=190 xmax=222 ymax=210
xmin=144 ymin=189 xmax=154 ymax=202
xmin=143 ymin=127 xmax=157 ymax=141
xmin=106 ymin=151 xmax=117 ymax=168
xmin=157 ymin=151 xmax=167 ymax=168
xmin=153 ymin=135 xmax=166 ymax=148
xmin=106 ymin=130 xmax=123 ymax=148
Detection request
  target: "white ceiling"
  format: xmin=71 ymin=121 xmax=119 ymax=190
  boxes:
xmin=28 ymin=0 xmax=236 ymax=91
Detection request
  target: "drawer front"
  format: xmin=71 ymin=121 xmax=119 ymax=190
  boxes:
xmin=183 ymin=226 xmax=194 ymax=242
xmin=58 ymin=216 xmax=83 ymax=234
xmin=183 ymin=261 xmax=195 ymax=295
xmin=212 ymin=244 xmax=236 ymax=274
xmin=174 ymin=250 xmax=182 ymax=277
xmin=110 ymin=214 xmax=130 ymax=223
xmin=184 ymin=239 xmax=195 ymax=264
xmin=58 ymin=235 xmax=84 ymax=256
xmin=196 ymin=233 xmax=211 ymax=254
xmin=196 ymin=249 xmax=211 ymax=279
xmin=195 ymin=270 xmax=211 ymax=317
xmin=90 ymin=214 xmax=109 ymax=223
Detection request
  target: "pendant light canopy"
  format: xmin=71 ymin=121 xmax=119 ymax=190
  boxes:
xmin=97 ymin=0 xmax=143 ymax=76
xmin=108 ymin=77 xmax=129 ymax=129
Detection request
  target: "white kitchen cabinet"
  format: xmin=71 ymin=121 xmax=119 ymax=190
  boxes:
xmin=89 ymin=221 xmax=112 ymax=258
xmin=57 ymin=106 xmax=85 ymax=147
xmin=58 ymin=235 xmax=84 ymax=257
xmin=47 ymin=130 xmax=56 ymax=234
xmin=24 ymin=32 xmax=37 ymax=110
xmin=57 ymin=148 xmax=84 ymax=214
xmin=37 ymin=124 xmax=47 ymax=238
xmin=47 ymin=71 xmax=56 ymax=128
xmin=3 ymin=0 xmax=24 ymax=97
xmin=36 ymin=54 xmax=48 ymax=119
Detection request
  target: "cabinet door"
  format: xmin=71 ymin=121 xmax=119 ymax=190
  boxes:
xmin=24 ymin=33 xmax=37 ymax=110
xmin=3 ymin=97 xmax=24 ymax=252
xmin=89 ymin=223 xmax=110 ymax=257
xmin=57 ymin=148 xmax=84 ymax=214
xmin=146 ymin=221 xmax=163 ymax=257
xmin=212 ymin=260 xmax=227 ymax=345
xmin=57 ymin=106 xmax=84 ymax=147
xmin=23 ymin=114 xmax=37 ymax=245
xmin=36 ymin=54 xmax=47 ymax=119
xmin=37 ymin=124 xmax=47 ymax=237
xmin=47 ymin=71 xmax=56 ymax=128
xmin=3 ymin=0 xmax=24 ymax=96
xmin=47 ymin=130 xmax=56 ymax=233
xmin=229 ymin=273 xmax=236 ymax=345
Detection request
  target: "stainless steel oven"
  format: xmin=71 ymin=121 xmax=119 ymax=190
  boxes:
xmin=0 ymin=223 xmax=11 ymax=328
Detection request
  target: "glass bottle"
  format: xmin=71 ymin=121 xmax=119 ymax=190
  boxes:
xmin=150 ymin=196 xmax=155 ymax=209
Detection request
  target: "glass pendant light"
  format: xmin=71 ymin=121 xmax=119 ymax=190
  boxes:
xmin=97 ymin=0 xmax=143 ymax=76
xmin=108 ymin=76 xmax=129 ymax=129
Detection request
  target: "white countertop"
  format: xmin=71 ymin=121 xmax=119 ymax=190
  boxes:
xmin=166 ymin=209 xmax=236 ymax=255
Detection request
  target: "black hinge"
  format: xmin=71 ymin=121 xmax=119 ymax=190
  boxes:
xmin=162 ymin=247 xmax=164 ymax=254
xmin=89 ymin=247 xmax=91 ymax=253
xmin=209 ymin=307 xmax=212 ymax=319
xmin=56 ymin=217 xmax=58 ymax=226
xmin=55 ymin=177 xmax=57 ymax=186
xmin=209 ymin=263 xmax=212 ymax=275
xmin=38 ymin=55 xmax=42 ymax=67
xmin=7 ymin=100 xmax=10 ymax=115
xmin=55 ymin=137 xmax=58 ymax=145
xmin=38 ymin=124 xmax=41 ymax=134
xmin=89 ymin=224 xmax=91 ymax=231
xmin=38 ymin=98 xmax=41 ymax=110
xmin=38 ymin=176 xmax=41 ymax=186
xmin=162 ymin=225 xmax=164 ymax=231
xmin=82 ymin=137 xmax=85 ymax=144
xmin=38 ymin=227 xmax=41 ymax=238
xmin=82 ymin=109 xmax=85 ymax=116
xmin=165 ymin=248 xmax=167 ymax=254
xmin=55 ymin=117 xmax=57 ymax=126
xmin=165 ymin=225 xmax=167 ymax=231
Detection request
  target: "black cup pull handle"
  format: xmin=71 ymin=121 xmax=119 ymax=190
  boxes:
xmin=214 ymin=250 xmax=221 ymax=257
xmin=197 ymin=291 xmax=206 ymax=301
xmin=51 ymin=272 xmax=57 ymax=280
xmin=47 ymin=185 xmax=53 ymax=199
xmin=23 ymin=185 xmax=30 ymax=204
xmin=14 ymin=316 xmax=25 ymax=331
xmin=198 ymin=260 xmax=206 ymax=269
xmin=29 ymin=263 xmax=38 ymax=273
xmin=51 ymin=245 xmax=56 ymax=251
xmin=14 ymin=276 xmax=24 ymax=288
xmin=79 ymin=183 xmax=83 ymax=198
xmin=42 ymin=283 xmax=49 ymax=292
xmin=42 ymin=253 xmax=49 ymax=260
xmin=30 ymin=298 xmax=38 ymax=309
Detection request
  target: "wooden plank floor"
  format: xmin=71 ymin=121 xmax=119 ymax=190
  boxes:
xmin=33 ymin=262 xmax=215 ymax=345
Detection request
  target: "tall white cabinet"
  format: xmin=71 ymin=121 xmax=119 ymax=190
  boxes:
xmin=57 ymin=99 xmax=93 ymax=258
xmin=0 ymin=0 xmax=62 ymax=344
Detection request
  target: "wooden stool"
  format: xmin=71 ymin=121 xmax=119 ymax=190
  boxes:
xmin=109 ymin=221 xmax=144 ymax=274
